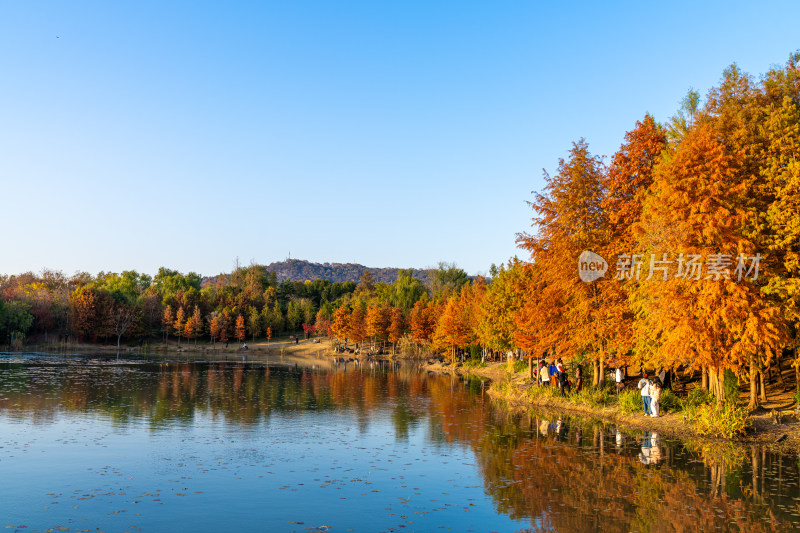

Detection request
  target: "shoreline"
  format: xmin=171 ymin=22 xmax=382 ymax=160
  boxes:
xmin=9 ymin=344 xmax=800 ymax=454
xmin=423 ymin=361 xmax=800 ymax=455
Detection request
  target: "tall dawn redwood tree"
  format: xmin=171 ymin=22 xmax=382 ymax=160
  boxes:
xmin=634 ymin=121 xmax=782 ymax=403
xmin=517 ymin=139 xmax=611 ymax=386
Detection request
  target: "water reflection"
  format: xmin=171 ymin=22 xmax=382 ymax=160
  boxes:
xmin=1 ymin=355 xmax=799 ymax=532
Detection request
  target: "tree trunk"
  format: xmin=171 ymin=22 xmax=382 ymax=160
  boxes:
xmin=709 ymin=367 xmax=724 ymax=404
xmin=708 ymin=367 xmax=716 ymax=399
xmin=598 ymin=352 xmax=606 ymax=388
xmin=776 ymin=347 xmax=787 ymax=389
xmin=748 ymin=354 xmax=759 ymax=410
xmin=529 ymin=357 xmax=533 ymax=380
xmin=759 ymin=369 xmax=768 ymax=403
xmin=592 ymin=360 xmax=600 ymax=387
xmin=701 ymin=366 xmax=708 ymax=391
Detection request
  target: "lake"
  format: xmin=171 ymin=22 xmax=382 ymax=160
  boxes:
xmin=1 ymin=353 xmax=799 ymax=532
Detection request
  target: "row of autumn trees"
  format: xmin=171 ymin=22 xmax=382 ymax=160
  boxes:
xmin=0 ymin=261 xmax=474 ymax=351
xmin=510 ymin=53 xmax=800 ymax=408
xmin=320 ymin=51 xmax=800 ymax=409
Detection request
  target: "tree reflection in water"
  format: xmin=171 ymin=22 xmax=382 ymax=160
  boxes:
xmin=0 ymin=356 xmax=798 ymax=531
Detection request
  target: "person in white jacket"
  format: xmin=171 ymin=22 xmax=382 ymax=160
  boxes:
xmin=637 ymin=372 xmax=652 ymax=416
xmin=650 ymin=379 xmax=662 ymax=417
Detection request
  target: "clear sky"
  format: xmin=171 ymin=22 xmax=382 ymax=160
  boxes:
xmin=2 ymin=1 xmax=799 ymax=278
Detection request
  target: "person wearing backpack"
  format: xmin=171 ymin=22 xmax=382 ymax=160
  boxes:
xmin=549 ymin=361 xmax=558 ymax=388
xmin=637 ymin=372 xmax=652 ymax=416
xmin=558 ymin=366 xmax=570 ymax=396
xmin=540 ymin=360 xmax=550 ymax=386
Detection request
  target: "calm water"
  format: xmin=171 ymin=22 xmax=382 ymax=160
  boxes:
xmin=1 ymin=354 xmax=799 ymax=532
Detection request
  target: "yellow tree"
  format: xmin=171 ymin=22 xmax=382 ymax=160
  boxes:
xmin=477 ymin=262 xmax=526 ymax=360
xmin=761 ymin=54 xmax=800 ymax=399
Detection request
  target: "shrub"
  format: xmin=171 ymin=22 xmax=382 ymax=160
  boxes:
xmin=683 ymin=388 xmax=714 ymax=409
xmin=723 ymin=369 xmax=739 ymax=404
xmin=513 ymin=359 xmax=528 ymax=373
xmin=659 ymin=389 xmax=681 ymax=413
xmin=462 ymin=359 xmax=486 ymax=369
xmin=618 ymin=389 xmax=642 ymax=414
xmin=689 ymin=402 xmax=752 ymax=438
xmin=527 ymin=383 xmax=558 ymax=401
xmin=574 ymin=384 xmax=615 ymax=408
xmin=469 ymin=344 xmax=481 ymax=361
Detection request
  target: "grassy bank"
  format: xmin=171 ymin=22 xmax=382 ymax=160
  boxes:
xmin=424 ymin=360 xmax=800 ymax=454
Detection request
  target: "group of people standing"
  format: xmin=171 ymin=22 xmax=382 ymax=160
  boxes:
xmin=536 ymin=358 xmax=583 ymax=396
xmin=637 ymin=372 xmax=663 ymax=417
xmin=534 ymin=359 xmax=664 ymax=416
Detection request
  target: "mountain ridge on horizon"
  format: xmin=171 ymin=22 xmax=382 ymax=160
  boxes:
xmin=203 ymin=258 xmax=434 ymax=286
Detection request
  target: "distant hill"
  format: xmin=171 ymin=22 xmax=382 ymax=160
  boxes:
xmin=202 ymin=259 xmax=432 ymax=287
xmin=263 ymin=259 xmax=431 ymax=285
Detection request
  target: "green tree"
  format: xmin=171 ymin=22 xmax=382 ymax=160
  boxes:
xmin=247 ymin=306 xmax=261 ymax=342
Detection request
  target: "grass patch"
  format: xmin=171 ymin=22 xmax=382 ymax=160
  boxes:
xmin=686 ymin=402 xmax=752 ymax=438
xmin=462 ymin=359 xmax=486 ymax=369
xmin=659 ymin=389 xmax=681 ymax=413
xmin=618 ymin=389 xmax=643 ymax=414
xmin=570 ymin=384 xmax=616 ymax=408
xmin=512 ymin=359 xmax=528 ymax=373
xmin=526 ymin=384 xmax=559 ymax=401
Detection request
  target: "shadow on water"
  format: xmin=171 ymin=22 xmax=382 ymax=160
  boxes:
xmin=1 ymin=353 xmax=799 ymax=531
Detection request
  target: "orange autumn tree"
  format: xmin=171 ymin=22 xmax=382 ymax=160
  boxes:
xmin=314 ymin=309 xmax=331 ymax=339
xmin=432 ymin=282 xmax=483 ymax=362
xmin=432 ymin=291 xmax=472 ymax=362
xmin=348 ymin=304 xmax=366 ymax=347
xmin=173 ymin=306 xmax=185 ymax=345
xmin=409 ymin=299 xmax=436 ymax=347
xmin=600 ymin=115 xmax=667 ymax=366
xmin=330 ymin=305 xmax=350 ymax=346
xmin=184 ymin=305 xmax=202 ymax=345
xmin=633 ymin=119 xmax=782 ymax=403
xmin=517 ymin=139 xmax=611 ymax=386
xmin=365 ymin=304 xmax=389 ymax=346
xmin=235 ymin=314 xmax=246 ymax=342
xmin=209 ymin=314 xmax=220 ymax=345
xmin=763 ymin=95 xmax=800 ymax=346
xmin=387 ymin=307 xmax=405 ymax=354
xmin=161 ymin=304 xmax=173 ymax=343
xmin=512 ymin=262 xmax=563 ymax=374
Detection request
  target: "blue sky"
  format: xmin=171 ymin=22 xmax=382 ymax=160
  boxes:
xmin=2 ymin=1 xmax=799 ymax=278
